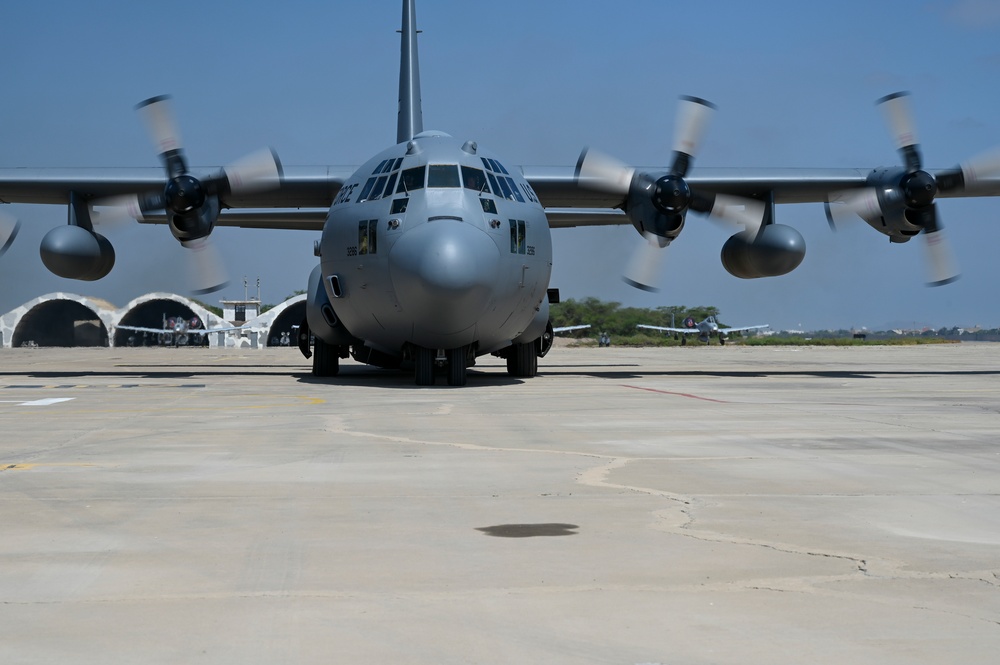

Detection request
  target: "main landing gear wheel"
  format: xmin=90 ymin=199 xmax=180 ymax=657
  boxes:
xmin=447 ymin=346 xmax=467 ymax=386
xmin=506 ymin=342 xmax=537 ymax=378
xmin=414 ymin=346 xmax=435 ymax=386
xmin=312 ymin=337 xmax=340 ymax=377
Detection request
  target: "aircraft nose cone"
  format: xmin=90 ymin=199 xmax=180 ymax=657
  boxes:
xmin=390 ymin=220 xmax=500 ymax=334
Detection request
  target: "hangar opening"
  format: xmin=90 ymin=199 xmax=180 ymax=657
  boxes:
xmin=266 ymin=300 xmax=307 ymax=347
xmin=12 ymin=300 xmax=108 ymax=347
xmin=115 ymin=298 xmax=209 ymax=347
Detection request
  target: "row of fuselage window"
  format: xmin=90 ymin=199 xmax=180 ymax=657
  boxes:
xmin=354 ymin=217 xmax=529 ymax=256
xmin=355 ymin=157 xmax=535 ymax=204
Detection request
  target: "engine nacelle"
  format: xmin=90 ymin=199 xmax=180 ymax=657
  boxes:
xmin=168 ymin=194 xmax=219 ymax=244
xmin=858 ymin=167 xmax=924 ymax=243
xmin=305 ymin=264 xmax=355 ymax=346
xmin=625 ymin=176 xmax=686 ymax=240
xmin=721 ymin=224 xmax=805 ymax=279
xmin=39 ymin=225 xmax=115 ymax=281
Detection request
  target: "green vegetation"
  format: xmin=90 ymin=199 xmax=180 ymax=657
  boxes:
xmin=550 ymin=298 xmax=988 ymax=346
xmin=743 ymin=336 xmax=956 ymax=346
xmin=552 ymin=298 xmax=719 ymax=337
xmin=190 ymin=299 xmax=223 ymax=317
xmin=551 ymin=298 xmax=733 ymax=347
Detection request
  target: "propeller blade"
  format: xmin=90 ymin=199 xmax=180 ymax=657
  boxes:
xmin=671 ymin=96 xmax=716 ymax=174
xmin=136 ymin=95 xmax=183 ymax=160
xmin=91 ymin=192 xmax=166 ymax=224
xmin=0 ymin=211 xmax=21 ymax=256
xmin=827 ymin=188 xmax=882 ymax=224
xmin=180 ymin=235 xmax=229 ymax=295
xmin=575 ymin=147 xmax=635 ymax=195
xmin=877 ymin=92 xmax=918 ymax=151
xmin=957 ymin=145 xmax=1000 ymax=189
xmin=823 ymin=201 xmax=838 ymax=232
xmin=223 ymin=147 xmax=283 ymax=194
xmin=922 ymin=227 xmax=960 ymax=286
xmin=703 ymin=193 xmax=765 ymax=236
xmin=622 ymin=232 xmax=669 ymax=292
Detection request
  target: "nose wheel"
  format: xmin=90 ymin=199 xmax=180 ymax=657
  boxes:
xmin=414 ymin=345 xmax=469 ymax=386
xmin=446 ymin=346 xmax=468 ymax=386
xmin=414 ymin=346 xmax=435 ymax=386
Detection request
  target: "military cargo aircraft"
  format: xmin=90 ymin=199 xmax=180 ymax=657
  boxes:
xmin=1 ymin=0 xmax=999 ymax=386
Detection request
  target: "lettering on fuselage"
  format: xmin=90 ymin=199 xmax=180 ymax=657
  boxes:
xmin=333 ymin=183 xmax=359 ymax=206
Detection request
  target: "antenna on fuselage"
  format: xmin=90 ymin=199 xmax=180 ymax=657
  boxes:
xmin=397 ymin=0 xmax=424 ymax=144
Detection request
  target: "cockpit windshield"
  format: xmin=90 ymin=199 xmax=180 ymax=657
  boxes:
xmin=427 ymin=164 xmax=461 ymax=188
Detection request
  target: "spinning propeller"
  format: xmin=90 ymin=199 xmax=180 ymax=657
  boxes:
xmin=0 ymin=211 xmax=21 ymax=257
xmin=826 ymin=92 xmax=1000 ymax=286
xmin=576 ymin=96 xmax=764 ymax=292
xmin=97 ymin=95 xmax=282 ymax=294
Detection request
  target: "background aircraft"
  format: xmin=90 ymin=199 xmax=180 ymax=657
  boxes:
xmin=638 ymin=317 xmax=768 ymax=345
xmin=116 ymin=316 xmax=245 ymax=347
xmin=1 ymin=1 xmax=999 ymax=385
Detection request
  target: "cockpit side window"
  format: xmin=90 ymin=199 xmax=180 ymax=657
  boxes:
xmin=461 ymin=166 xmax=489 ymax=193
xmin=368 ymin=175 xmax=389 ymax=200
xmin=357 ymin=177 xmax=377 ymax=202
xmin=397 ymin=165 xmax=426 ymax=193
xmin=486 ymin=172 xmax=501 ymax=197
xmin=427 ymin=164 xmax=461 ymax=188
xmin=479 ymin=158 xmax=522 ymax=201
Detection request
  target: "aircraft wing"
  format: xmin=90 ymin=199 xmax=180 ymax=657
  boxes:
xmin=637 ymin=324 xmax=698 ymax=335
xmin=5 ymin=165 xmax=999 ymax=232
xmin=115 ymin=325 xmax=172 ymax=335
xmin=553 ymin=324 xmax=590 ymax=333
xmin=0 ymin=165 xmax=350 ymax=212
xmin=523 ymin=166 xmax=1000 ymax=219
xmin=116 ymin=324 xmax=245 ymax=335
xmin=719 ymin=324 xmax=769 ymax=333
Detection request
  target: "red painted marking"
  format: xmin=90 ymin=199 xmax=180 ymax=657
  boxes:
xmin=621 ymin=384 xmax=728 ymax=403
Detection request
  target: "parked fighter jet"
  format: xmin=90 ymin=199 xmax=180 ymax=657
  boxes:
xmin=2 ymin=1 xmax=1000 ymax=386
xmin=638 ymin=317 xmax=768 ymax=345
xmin=117 ymin=316 xmax=244 ymax=347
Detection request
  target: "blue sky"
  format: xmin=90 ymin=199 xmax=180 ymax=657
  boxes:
xmin=2 ymin=0 xmax=1000 ymax=330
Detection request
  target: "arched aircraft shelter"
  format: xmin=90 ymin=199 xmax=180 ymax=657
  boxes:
xmin=12 ymin=297 xmax=110 ymax=347
xmin=265 ymin=300 xmax=306 ymax=347
xmin=115 ymin=298 xmax=208 ymax=347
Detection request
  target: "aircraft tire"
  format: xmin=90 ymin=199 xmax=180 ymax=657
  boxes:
xmin=312 ymin=337 xmax=340 ymax=377
xmin=681 ymin=336 xmax=686 ymax=346
xmin=415 ymin=346 xmax=435 ymax=386
xmin=446 ymin=346 xmax=467 ymax=386
xmin=506 ymin=342 xmax=537 ymax=378
xmin=719 ymin=336 xmax=726 ymax=346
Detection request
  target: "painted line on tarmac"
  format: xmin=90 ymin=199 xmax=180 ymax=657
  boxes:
xmin=2 ymin=462 xmax=95 ymax=471
xmin=2 ymin=384 xmax=206 ymax=390
xmin=0 ymin=398 xmax=76 ymax=406
xmin=620 ymin=384 xmax=729 ymax=403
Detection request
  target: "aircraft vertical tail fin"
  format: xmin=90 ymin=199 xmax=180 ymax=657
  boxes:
xmin=397 ymin=0 xmax=424 ymax=144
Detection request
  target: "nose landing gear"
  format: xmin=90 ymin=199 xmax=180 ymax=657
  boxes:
xmin=413 ymin=344 xmax=471 ymax=386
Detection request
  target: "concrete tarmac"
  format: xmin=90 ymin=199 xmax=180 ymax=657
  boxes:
xmin=1 ymin=343 xmax=998 ymax=664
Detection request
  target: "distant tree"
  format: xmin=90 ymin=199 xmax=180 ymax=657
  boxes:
xmin=551 ymin=298 xmax=725 ymax=337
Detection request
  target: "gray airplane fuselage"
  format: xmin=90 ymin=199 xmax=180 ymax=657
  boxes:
xmin=318 ymin=131 xmax=552 ymax=358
